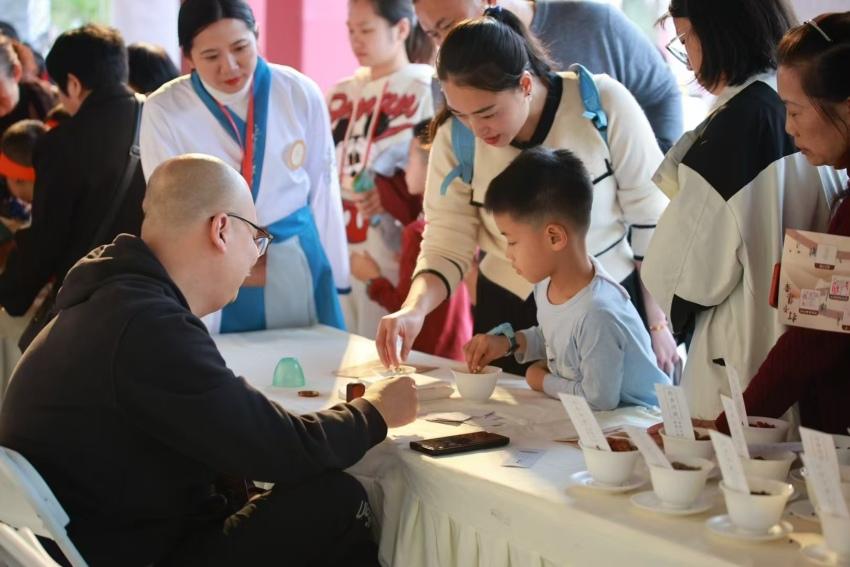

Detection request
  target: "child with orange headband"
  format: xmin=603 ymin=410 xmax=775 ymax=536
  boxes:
xmin=0 ymin=119 xmax=46 ymax=209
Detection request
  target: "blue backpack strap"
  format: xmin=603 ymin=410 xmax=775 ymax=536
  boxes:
xmin=440 ymin=117 xmax=476 ymax=196
xmin=570 ymin=63 xmax=608 ymax=147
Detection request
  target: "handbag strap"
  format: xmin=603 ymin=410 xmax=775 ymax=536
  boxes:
xmin=90 ymin=93 xmax=144 ymax=249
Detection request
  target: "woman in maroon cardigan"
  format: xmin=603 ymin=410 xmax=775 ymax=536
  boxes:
xmin=708 ymin=13 xmax=850 ymax=435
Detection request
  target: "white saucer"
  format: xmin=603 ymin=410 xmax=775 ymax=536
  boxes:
xmin=630 ymin=490 xmax=715 ymax=516
xmin=788 ymin=499 xmax=819 ymax=523
xmin=705 ymin=515 xmax=793 ymax=542
xmin=569 ymin=470 xmax=647 ymax=493
xmin=801 ymin=543 xmax=850 ymax=566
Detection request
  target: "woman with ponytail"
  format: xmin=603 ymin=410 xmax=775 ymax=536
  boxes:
xmin=376 ymin=7 xmax=677 ymax=378
xmin=328 ymin=0 xmax=435 ymax=338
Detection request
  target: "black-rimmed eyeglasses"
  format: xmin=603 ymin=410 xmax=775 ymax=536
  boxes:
xmin=226 ymin=213 xmax=273 ymax=256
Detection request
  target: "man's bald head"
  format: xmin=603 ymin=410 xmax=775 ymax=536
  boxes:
xmin=143 ymin=154 xmax=251 ymax=231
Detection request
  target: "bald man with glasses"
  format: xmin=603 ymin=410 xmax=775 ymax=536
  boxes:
xmin=0 ymin=154 xmax=416 ymax=566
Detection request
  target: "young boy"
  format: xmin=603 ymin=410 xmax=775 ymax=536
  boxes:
xmin=0 ymin=119 xmax=47 ymax=208
xmin=464 ymin=147 xmax=669 ymax=410
xmin=350 ymin=120 xmax=472 ymax=360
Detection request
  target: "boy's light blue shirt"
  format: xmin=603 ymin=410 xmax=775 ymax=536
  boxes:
xmin=516 ymin=257 xmax=669 ymax=410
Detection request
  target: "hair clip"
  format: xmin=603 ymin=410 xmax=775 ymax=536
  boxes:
xmin=804 ymin=20 xmax=833 ymax=43
xmin=484 ymin=5 xmax=503 ymax=18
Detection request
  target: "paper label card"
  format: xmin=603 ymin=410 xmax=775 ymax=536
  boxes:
xmin=801 ymin=453 xmax=850 ymax=519
xmin=559 ymin=394 xmax=610 ymax=451
xmin=625 ymin=425 xmax=671 ymax=469
xmin=720 ymin=395 xmax=750 ymax=459
xmin=800 ymin=427 xmax=842 ymax=476
xmin=725 ymin=366 xmax=748 ymax=427
xmin=502 ymin=449 xmax=545 ymax=469
xmin=710 ymin=430 xmax=750 ymax=494
xmin=655 ymin=384 xmax=694 ymax=440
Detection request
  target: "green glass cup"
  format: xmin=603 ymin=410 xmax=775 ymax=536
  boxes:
xmin=273 ymin=357 xmax=305 ymax=388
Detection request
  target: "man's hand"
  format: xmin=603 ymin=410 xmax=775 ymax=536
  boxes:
xmin=525 ymin=361 xmax=548 ymax=391
xmin=362 ymin=375 xmax=418 ymax=428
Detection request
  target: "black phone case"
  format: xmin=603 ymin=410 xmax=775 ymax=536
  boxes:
xmin=409 ymin=431 xmax=510 ymax=456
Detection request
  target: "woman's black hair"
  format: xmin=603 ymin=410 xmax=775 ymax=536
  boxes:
xmin=668 ymin=0 xmax=795 ymax=92
xmin=432 ymin=7 xmax=553 ymax=132
xmin=778 ymin=12 xmax=850 ymax=137
xmin=363 ymin=0 xmax=432 ymax=63
xmin=128 ymin=42 xmax=180 ymax=94
xmin=178 ymin=0 xmax=257 ymax=56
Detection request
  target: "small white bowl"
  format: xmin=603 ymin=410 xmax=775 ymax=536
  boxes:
xmin=451 ymin=366 xmax=501 ymax=401
xmin=820 ymin=512 xmax=850 ymax=560
xmin=580 ymin=441 xmax=639 ymax=486
xmin=660 ymin=427 xmax=714 ymax=460
xmin=720 ymin=477 xmax=794 ymax=534
xmin=742 ymin=416 xmax=789 ymax=445
xmin=648 ymin=457 xmax=714 ymax=509
xmin=742 ymin=450 xmax=795 ymax=482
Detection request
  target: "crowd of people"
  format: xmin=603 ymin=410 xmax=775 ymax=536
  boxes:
xmin=0 ymin=0 xmax=845 ymax=564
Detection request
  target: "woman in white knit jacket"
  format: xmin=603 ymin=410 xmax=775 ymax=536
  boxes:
xmin=642 ymin=0 xmax=846 ymax=418
xmin=376 ymin=7 xmax=676 ymax=375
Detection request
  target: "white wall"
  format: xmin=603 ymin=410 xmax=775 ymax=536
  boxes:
xmin=0 ymin=0 xmax=51 ymax=52
xmin=111 ymin=0 xmax=180 ymax=67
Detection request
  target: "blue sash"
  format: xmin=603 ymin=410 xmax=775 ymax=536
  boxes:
xmin=220 ymin=206 xmax=345 ymax=332
xmin=190 ymin=57 xmax=271 ymax=200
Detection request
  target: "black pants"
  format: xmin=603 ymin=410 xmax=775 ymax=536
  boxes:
xmin=160 ymin=472 xmax=379 ymax=567
xmin=474 ymin=270 xmax=650 ymax=376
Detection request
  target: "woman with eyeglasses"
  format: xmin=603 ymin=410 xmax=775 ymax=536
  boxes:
xmin=140 ymin=0 xmax=349 ymax=334
xmin=641 ymin=0 xmax=847 ymax=419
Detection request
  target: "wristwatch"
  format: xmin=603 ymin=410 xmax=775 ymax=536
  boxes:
xmin=487 ymin=322 xmax=518 ymax=355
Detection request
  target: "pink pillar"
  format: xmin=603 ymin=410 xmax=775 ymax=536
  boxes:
xmin=248 ymin=0 xmax=358 ymax=94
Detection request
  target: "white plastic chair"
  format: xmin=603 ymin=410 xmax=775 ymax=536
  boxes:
xmin=0 ymin=524 xmax=58 ymax=567
xmin=0 ymin=447 xmax=87 ymax=566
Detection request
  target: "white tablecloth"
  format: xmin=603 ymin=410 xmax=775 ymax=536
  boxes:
xmin=214 ymin=326 xmax=822 ymax=567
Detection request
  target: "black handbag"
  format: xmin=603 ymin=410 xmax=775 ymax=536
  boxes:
xmin=18 ymin=95 xmax=144 ymax=352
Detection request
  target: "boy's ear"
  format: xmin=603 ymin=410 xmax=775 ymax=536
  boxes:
xmin=545 ymin=223 xmax=568 ymax=251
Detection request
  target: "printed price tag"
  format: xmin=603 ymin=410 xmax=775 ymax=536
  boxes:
xmin=721 ymin=395 xmax=750 ymax=459
xmin=710 ymin=430 xmax=750 ymax=494
xmin=625 ymin=425 xmax=671 ymax=469
xmin=725 ymin=365 xmax=748 ymax=427
xmin=655 ymin=384 xmax=694 ymax=440
xmin=559 ymin=394 xmax=610 ymax=451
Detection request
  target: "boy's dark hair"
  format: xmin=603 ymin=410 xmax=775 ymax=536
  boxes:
xmin=485 ymin=147 xmax=593 ymax=233
xmin=128 ymin=42 xmax=180 ymax=94
xmin=778 ymin=12 xmax=850 ymax=137
xmin=46 ymin=24 xmax=128 ymax=94
xmin=179 ymin=0 xmax=257 ymax=57
xmin=1 ymin=120 xmax=47 ymax=167
xmin=668 ymin=0 xmax=795 ymax=92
